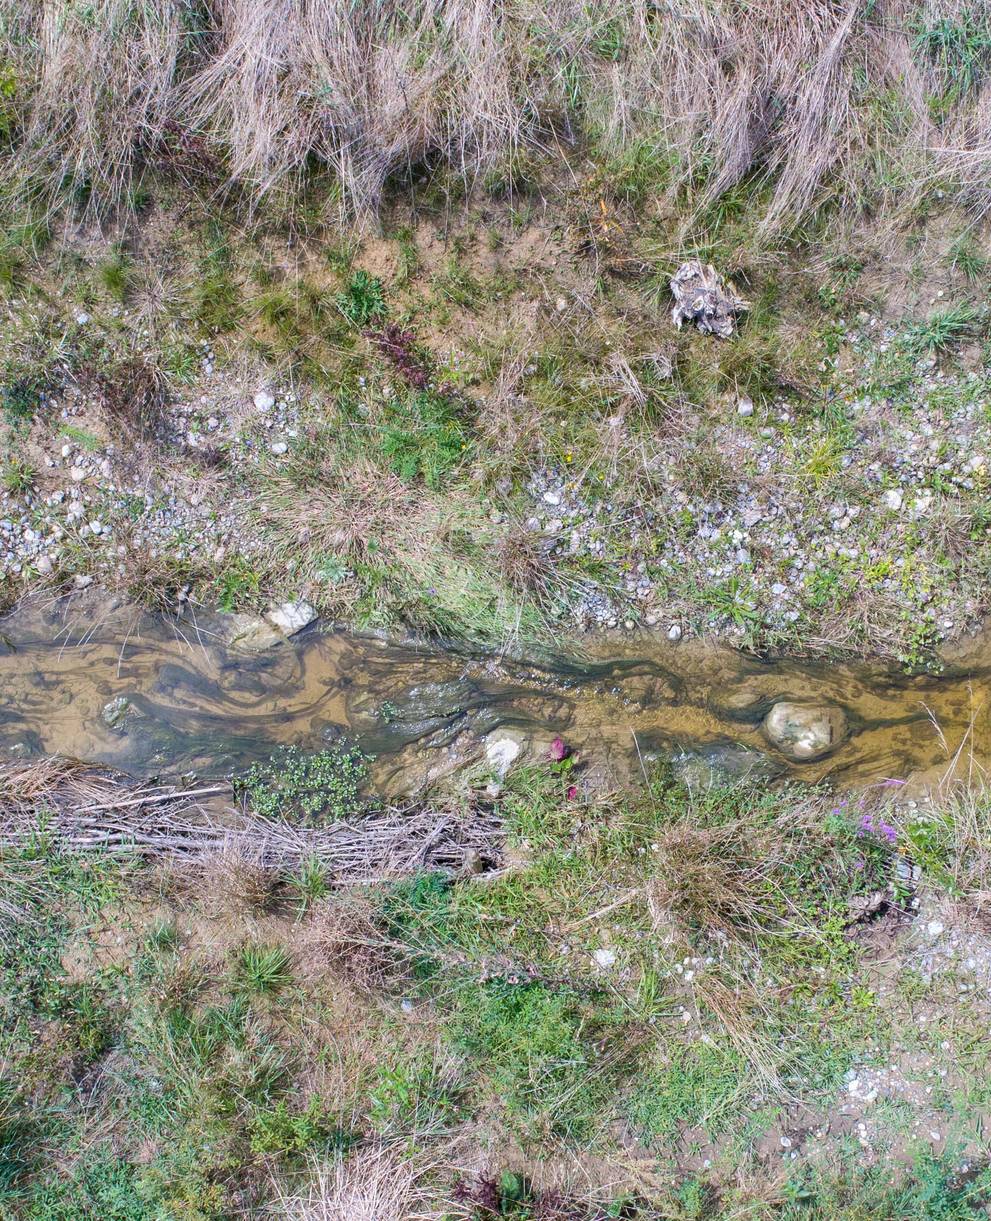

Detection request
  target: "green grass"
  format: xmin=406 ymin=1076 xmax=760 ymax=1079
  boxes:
xmin=2 ymin=457 xmax=34 ymax=492
xmin=2 ymin=767 xmax=991 ymax=1215
xmin=232 ymin=943 xmax=293 ymax=996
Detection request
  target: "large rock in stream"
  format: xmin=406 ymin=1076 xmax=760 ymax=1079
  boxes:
xmin=763 ymin=700 xmax=847 ymax=761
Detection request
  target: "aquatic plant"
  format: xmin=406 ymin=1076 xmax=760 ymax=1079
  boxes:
xmin=235 ymin=743 xmax=370 ymax=826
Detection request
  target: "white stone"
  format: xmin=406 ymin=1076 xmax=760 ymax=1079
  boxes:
xmin=69 ymin=466 xmax=86 ymax=482
xmin=926 ymin=920 xmax=944 ymax=938
xmin=592 ymin=948 xmax=616 ymax=969
xmin=881 ymin=488 xmax=903 ymax=512
xmin=34 ymin=554 xmax=53 ymax=576
xmin=737 ymin=395 xmax=754 ymax=417
xmin=667 ymin=623 xmax=683 ymax=642
xmin=270 ymin=441 xmax=288 ymax=455
xmin=542 ymin=490 xmax=562 ymax=506
xmin=75 ymin=311 xmax=90 ymax=325
xmin=253 ymin=390 xmax=276 ymax=412
xmin=485 ymin=733 xmax=524 ymax=778
xmin=265 ymin=600 xmax=318 ymax=636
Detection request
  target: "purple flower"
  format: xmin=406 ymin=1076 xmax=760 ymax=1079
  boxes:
xmin=858 ymin=812 xmax=897 ymax=845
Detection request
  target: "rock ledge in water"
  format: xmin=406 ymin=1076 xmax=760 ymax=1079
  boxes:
xmin=763 ymin=700 xmax=847 ymax=761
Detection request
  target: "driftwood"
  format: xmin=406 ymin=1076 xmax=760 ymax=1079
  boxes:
xmin=0 ymin=759 xmax=503 ymax=877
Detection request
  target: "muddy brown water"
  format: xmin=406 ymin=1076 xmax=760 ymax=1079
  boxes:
xmin=0 ymin=593 xmax=988 ymax=793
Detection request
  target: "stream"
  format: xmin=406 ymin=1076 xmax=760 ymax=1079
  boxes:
xmin=1 ymin=592 xmax=988 ymax=793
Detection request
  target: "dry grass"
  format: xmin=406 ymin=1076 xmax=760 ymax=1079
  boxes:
xmin=271 ymin=1144 xmax=436 ymax=1221
xmin=0 ymin=757 xmax=503 ymax=874
xmin=3 ymin=2 xmax=990 ymax=224
xmin=645 ymin=789 xmax=838 ymax=944
xmin=256 ymin=452 xmax=431 ymax=570
xmin=297 ymin=894 xmax=400 ymax=993
xmin=196 ymin=845 xmax=278 ymax=915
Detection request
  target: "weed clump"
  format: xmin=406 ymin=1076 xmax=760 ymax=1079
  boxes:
xmin=235 ymin=743 xmax=370 ymax=825
xmin=336 ymin=269 xmax=386 ymax=327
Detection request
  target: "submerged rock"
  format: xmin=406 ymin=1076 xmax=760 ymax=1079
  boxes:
xmin=266 ymin=600 xmax=318 ymax=636
xmin=672 ymin=742 xmax=784 ymax=790
xmin=763 ymin=700 xmax=847 ymax=761
xmin=223 ymin=613 xmax=284 ymax=651
xmin=101 ymin=695 xmax=131 ymax=731
xmin=670 ymin=260 xmax=747 ymax=338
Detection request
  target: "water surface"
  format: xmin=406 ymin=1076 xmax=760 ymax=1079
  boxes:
xmin=1 ymin=593 xmax=988 ymax=792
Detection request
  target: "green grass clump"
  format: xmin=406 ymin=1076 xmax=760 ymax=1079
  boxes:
xmin=233 ymin=943 xmax=292 ymax=996
xmin=235 ymin=743 xmax=370 ymax=825
xmin=2 ymin=458 xmax=35 ymax=493
xmin=1 ymin=374 xmax=42 ymax=426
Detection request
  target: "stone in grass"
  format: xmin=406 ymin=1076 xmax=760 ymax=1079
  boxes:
xmin=669 ymin=260 xmax=748 ymax=339
xmin=484 ymin=731 xmax=527 ymax=778
xmin=265 ymin=600 xmax=318 ymax=636
xmin=763 ymin=700 xmax=848 ymax=761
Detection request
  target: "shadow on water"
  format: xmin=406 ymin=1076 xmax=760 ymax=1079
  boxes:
xmin=0 ymin=592 xmax=988 ymax=792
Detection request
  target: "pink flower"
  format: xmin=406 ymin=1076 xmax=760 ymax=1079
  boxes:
xmin=566 ymin=784 xmax=578 ymax=801
xmin=548 ymin=736 xmax=569 ymax=762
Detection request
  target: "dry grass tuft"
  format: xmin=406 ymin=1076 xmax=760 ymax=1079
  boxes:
xmin=272 ymin=1144 xmax=435 ymax=1221
xmin=197 ymin=846 xmax=279 ymax=916
xmin=79 ymin=355 xmax=169 ymax=443
xmin=4 ymin=2 xmax=989 ymax=224
xmin=297 ymin=894 xmax=399 ymax=992
xmin=257 ymin=452 xmax=433 ymax=569
xmin=493 ymin=519 xmax=557 ymax=610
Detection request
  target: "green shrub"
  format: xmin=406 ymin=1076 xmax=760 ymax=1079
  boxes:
xmin=236 ymin=744 xmax=370 ymax=825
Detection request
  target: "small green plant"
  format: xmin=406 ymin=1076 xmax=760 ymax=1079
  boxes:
xmin=335 ymin=269 xmax=386 ymax=327
xmin=213 ymin=558 xmax=261 ymax=611
xmin=948 ymin=237 xmax=988 ymax=281
xmin=903 ymin=303 xmax=985 ymax=354
xmin=290 ymin=856 xmax=329 ymax=908
xmin=2 ymin=458 xmax=35 ymax=493
xmin=248 ymin=1097 xmax=352 ymax=1160
xmin=1 ymin=376 xmax=40 ymax=426
xmin=236 ymin=743 xmax=370 ymax=825
xmin=98 ymin=248 xmax=131 ymax=301
xmin=233 ymin=942 xmax=292 ymax=995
